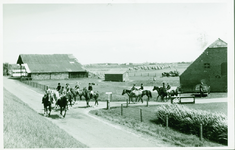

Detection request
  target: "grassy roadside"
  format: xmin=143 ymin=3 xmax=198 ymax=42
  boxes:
xmin=89 ymin=104 xmax=226 ymax=147
xmin=3 ymin=88 xmax=88 ymax=148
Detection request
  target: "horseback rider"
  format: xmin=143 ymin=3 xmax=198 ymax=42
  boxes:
xmin=131 ymin=84 xmax=137 ymax=91
xmin=56 ymin=83 xmax=61 ymax=92
xmin=42 ymin=91 xmax=52 ymax=116
xmin=139 ymin=83 xmax=144 ymax=90
xmin=88 ymin=83 xmax=94 ymax=98
xmin=162 ymin=82 xmax=167 ymax=92
xmin=75 ymin=82 xmax=80 ymax=90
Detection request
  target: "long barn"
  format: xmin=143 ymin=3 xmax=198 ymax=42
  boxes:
xmin=180 ymin=38 xmax=227 ymax=92
xmin=105 ymin=70 xmax=129 ymax=82
xmin=16 ymin=54 xmax=88 ymax=80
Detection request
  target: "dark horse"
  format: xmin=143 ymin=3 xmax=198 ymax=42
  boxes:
xmin=82 ymin=88 xmax=99 ymax=107
xmin=153 ymin=86 xmax=179 ymax=102
xmin=56 ymin=95 xmax=68 ymax=118
xmin=122 ymin=89 xmax=142 ymax=104
xmin=140 ymin=90 xmax=152 ymax=103
xmin=152 ymin=86 xmax=168 ymax=101
xmin=42 ymin=93 xmax=53 ymax=117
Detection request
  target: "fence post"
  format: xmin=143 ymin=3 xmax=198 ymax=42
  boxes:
xmin=140 ymin=109 xmax=143 ymax=122
xmin=106 ymin=92 xmax=112 ymax=110
xmin=126 ymin=99 xmax=128 ymax=107
xmin=166 ymin=115 xmax=168 ymax=129
xmin=107 ymin=100 xmax=110 ymax=110
xmin=193 ymin=96 xmax=195 ymax=104
xmin=200 ymin=124 xmax=203 ymax=140
xmin=121 ymin=104 xmax=123 ymax=116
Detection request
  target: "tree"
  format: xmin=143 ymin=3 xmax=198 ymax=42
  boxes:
xmin=3 ymin=63 xmax=11 ymax=76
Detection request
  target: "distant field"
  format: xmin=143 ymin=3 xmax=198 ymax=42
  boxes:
xmin=3 ymin=88 xmax=87 ymax=148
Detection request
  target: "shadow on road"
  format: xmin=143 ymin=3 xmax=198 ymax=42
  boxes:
xmin=38 ymin=113 xmax=61 ymax=119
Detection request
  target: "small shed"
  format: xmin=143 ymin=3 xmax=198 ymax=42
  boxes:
xmin=105 ymin=70 xmax=129 ymax=82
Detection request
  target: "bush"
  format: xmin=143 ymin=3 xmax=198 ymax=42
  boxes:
xmin=156 ymin=104 xmax=227 ymax=145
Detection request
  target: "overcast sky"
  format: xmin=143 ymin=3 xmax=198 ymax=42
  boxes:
xmin=2 ymin=2 xmax=230 ymax=64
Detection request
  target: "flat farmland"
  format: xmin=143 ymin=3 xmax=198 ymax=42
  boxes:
xmin=36 ymin=63 xmax=190 ymax=101
xmin=34 ymin=63 xmax=227 ymax=101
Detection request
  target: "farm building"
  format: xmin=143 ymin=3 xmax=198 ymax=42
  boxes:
xmin=105 ymin=70 xmax=129 ymax=82
xmin=180 ymin=38 xmax=227 ymax=92
xmin=16 ymin=54 xmax=88 ymax=80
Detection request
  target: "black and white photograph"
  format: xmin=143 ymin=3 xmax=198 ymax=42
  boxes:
xmin=1 ymin=0 xmax=234 ymax=149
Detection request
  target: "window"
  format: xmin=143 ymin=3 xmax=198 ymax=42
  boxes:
xmin=221 ymin=62 xmax=227 ymax=76
xmin=204 ymin=63 xmax=210 ymax=68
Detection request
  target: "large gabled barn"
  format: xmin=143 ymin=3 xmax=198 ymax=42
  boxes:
xmin=16 ymin=54 xmax=88 ymax=80
xmin=180 ymin=38 xmax=227 ymax=92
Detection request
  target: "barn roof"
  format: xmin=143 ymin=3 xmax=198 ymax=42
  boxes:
xmin=208 ymin=38 xmax=227 ymax=48
xmin=16 ymin=54 xmax=86 ymax=73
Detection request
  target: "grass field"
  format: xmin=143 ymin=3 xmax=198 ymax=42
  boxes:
xmin=3 ymin=88 xmax=87 ymax=148
xmin=90 ymin=102 xmax=227 ymax=147
xmin=33 ymin=64 xmax=190 ymax=101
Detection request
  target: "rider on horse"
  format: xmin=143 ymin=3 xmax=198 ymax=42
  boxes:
xmin=42 ymin=91 xmax=53 ymax=116
xmin=88 ymin=83 xmax=94 ymax=98
xmin=131 ymin=84 xmax=137 ymax=91
xmin=139 ymin=83 xmax=144 ymax=90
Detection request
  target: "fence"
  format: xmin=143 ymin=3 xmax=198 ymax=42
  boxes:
xmin=20 ymin=79 xmax=53 ymax=92
xmin=128 ymin=72 xmax=158 ymax=77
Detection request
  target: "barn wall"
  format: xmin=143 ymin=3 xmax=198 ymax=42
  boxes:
xmin=31 ymin=73 xmax=69 ymax=80
xmin=105 ymin=74 xmax=124 ymax=82
xmin=180 ymin=47 xmax=227 ymax=92
xmin=69 ymin=72 xmax=88 ymax=78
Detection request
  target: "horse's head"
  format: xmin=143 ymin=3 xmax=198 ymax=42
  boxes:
xmin=153 ymin=86 xmax=158 ymax=91
xmin=122 ymin=89 xmax=126 ymax=95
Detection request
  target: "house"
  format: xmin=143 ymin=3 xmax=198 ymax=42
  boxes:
xmin=180 ymin=38 xmax=227 ymax=92
xmin=9 ymin=64 xmax=27 ymax=77
xmin=105 ymin=70 xmax=129 ymax=82
xmin=16 ymin=54 xmax=88 ymax=80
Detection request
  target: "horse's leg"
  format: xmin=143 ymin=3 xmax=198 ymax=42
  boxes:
xmin=60 ymin=106 xmax=62 ymax=116
xmin=48 ymin=104 xmax=51 ymax=117
xmin=63 ymin=107 xmax=67 ymax=118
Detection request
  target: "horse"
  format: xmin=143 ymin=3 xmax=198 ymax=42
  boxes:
xmin=56 ymin=95 xmax=68 ymax=118
xmin=153 ymin=86 xmax=180 ymax=102
xmin=72 ymin=88 xmax=86 ymax=100
xmin=140 ymin=90 xmax=152 ymax=103
xmin=82 ymin=88 xmax=99 ymax=107
xmin=166 ymin=87 xmax=179 ymax=98
xmin=42 ymin=93 xmax=53 ymax=117
xmin=122 ymin=89 xmax=142 ymax=104
xmin=152 ymin=86 xmax=168 ymax=101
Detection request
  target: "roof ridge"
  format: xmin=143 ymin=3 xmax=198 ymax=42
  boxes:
xmin=208 ymin=38 xmax=227 ymax=48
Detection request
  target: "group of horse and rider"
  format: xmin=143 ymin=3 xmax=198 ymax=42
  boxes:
xmin=42 ymin=82 xmax=98 ymax=117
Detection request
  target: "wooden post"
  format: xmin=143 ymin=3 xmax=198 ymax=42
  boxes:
xmin=126 ymin=99 xmax=128 ymax=107
xmin=140 ymin=109 xmax=143 ymax=122
xmin=166 ymin=115 xmax=168 ymax=129
xmin=121 ymin=104 xmax=123 ymax=116
xmin=107 ymin=100 xmax=110 ymax=110
xmin=193 ymin=96 xmax=195 ymax=104
xmin=200 ymin=124 xmax=203 ymax=140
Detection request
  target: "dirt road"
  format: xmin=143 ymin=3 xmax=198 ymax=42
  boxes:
xmin=3 ymin=77 xmax=177 ymax=148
